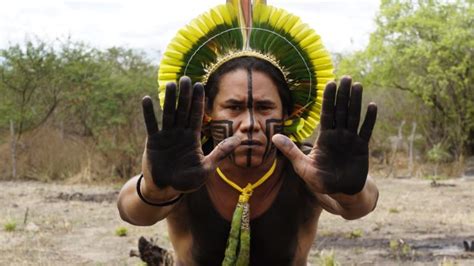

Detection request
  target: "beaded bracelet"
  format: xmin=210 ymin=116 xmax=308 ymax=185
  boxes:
xmin=136 ymin=174 xmax=183 ymax=207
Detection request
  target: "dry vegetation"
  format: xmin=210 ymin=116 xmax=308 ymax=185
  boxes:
xmin=1 ymin=176 xmax=473 ymax=265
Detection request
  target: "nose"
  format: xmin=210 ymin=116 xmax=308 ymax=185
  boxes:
xmin=239 ymin=109 xmax=261 ymax=134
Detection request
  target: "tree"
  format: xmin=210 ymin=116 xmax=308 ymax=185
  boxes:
xmin=0 ymin=39 xmax=62 ymax=139
xmin=0 ymin=38 xmax=158 ymax=179
xmin=337 ymin=0 xmax=474 ymax=159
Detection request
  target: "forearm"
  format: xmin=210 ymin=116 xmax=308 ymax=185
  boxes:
xmin=328 ymin=176 xmax=379 ymax=220
xmin=117 ymin=175 xmax=180 ymax=226
xmin=314 ymin=176 xmax=378 ymax=220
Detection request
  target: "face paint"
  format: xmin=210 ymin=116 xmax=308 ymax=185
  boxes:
xmin=210 ymin=120 xmax=235 ymax=162
xmin=246 ymin=68 xmax=255 ymax=168
xmin=263 ymin=119 xmax=284 ymax=161
xmin=210 ymin=69 xmax=285 ymax=168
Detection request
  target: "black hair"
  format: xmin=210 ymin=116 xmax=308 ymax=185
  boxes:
xmin=204 ymin=56 xmax=293 ymax=116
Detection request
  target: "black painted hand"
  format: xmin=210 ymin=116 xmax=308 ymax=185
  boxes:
xmin=273 ymin=76 xmax=377 ymax=195
xmin=142 ymin=77 xmax=241 ymax=192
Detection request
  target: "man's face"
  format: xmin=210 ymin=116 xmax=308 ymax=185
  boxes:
xmin=209 ymin=68 xmax=285 ymax=168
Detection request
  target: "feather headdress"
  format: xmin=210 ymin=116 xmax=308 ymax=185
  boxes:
xmin=158 ymin=0 xmax=334 ymax=142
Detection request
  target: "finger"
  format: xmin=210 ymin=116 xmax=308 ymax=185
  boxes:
xmin=347 ymin=82 xmax=363 ymax=133
xmin=189 ymin=83 xmax=205 ymax=132
xmin=320 ymin=82 xmax=337 ymax=130
xmin=335 ymin=76 xmax=352 ymax=129
xmin=272 ymin=134 xmax=306 ymax=167
xmin=359 ymin=103 xmax=378 ymax=142
xmin=162 ymin=82 xmax=177 ymax=130
xmin=204 ymin=136 xmax=241 ymax=165
xmin=142 ymin=96 xmax=159 ymax=135
xmin=176 ymin=76 xmax=193 ymax=128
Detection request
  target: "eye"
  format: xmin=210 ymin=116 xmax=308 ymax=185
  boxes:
xmin=256 ymin=105 xmax=273 ymax=111
xmin=227 ymin=105 xmax=242 ymax=111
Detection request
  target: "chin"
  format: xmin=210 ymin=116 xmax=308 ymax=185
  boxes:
xmin=232 ymin=152 xmax=264 ymax=168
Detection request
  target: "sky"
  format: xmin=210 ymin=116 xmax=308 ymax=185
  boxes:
xmin=0 ymin=0 xmax=380 ymax=62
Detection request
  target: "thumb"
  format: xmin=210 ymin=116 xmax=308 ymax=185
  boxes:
xmin=272 ymin=134 xmax=306 ymax=168
xmin=204 ymin=136 xmax=241 ymax=167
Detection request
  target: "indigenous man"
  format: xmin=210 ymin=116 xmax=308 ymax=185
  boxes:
xmin=118 ymin=1 xmax=378 ymax=265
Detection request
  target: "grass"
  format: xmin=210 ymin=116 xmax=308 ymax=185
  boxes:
xmin=389 ymin=239 xmax=412 ymax=258
xmin=115 ymin=226 xmax=128 ymax=237
xmin=315 ymin=249 xmax=340 ymax=266
xmin=348 ymin=229 xmax=363 ymax=239
xmin=389 ymin=207 xmax=400 ymax=213
xmin=440 ymin=257 xmax=458 ymax=266
xmin=4 ymin=220 xmax=17 ymax=232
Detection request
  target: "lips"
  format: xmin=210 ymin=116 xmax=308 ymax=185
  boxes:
xmin=240 ymin=140 xmax=263 ymax=146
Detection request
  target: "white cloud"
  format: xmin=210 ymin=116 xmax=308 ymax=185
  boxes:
xmin=0 ymin=0 xmax=379 ymax=61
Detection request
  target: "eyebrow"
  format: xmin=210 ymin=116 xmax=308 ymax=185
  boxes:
xmin=223 ymin=99 xmax=245 ymax=105
xmin=223 ymin=99 xmax=277 ymax=106
xmin=255 ymin=100 xmax=277 ymax=106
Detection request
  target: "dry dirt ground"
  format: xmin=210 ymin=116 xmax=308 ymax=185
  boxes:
xmin=1 ymin=177 xmax=473 ymax=265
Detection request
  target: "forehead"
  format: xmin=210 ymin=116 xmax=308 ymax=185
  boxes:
xmin=214 ymin=68 xmax=280 ymax=101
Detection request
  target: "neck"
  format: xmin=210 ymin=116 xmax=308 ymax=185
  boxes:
xmin=217 ymin=154 xmax=280 ymax=188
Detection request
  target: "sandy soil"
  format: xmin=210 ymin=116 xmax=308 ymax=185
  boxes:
xmin=1 ymin=177 xmax=473 ymax=265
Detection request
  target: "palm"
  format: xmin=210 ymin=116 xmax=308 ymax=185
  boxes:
xmin=273 ymin=77 xmax=377 ymax=195
xmin=309 ymin=129 xmax=369 ymax=194
xmin=146 ymin=128 xmax=206 ymax=191
xmin=142 ymin=77 xmax=240 ymax=192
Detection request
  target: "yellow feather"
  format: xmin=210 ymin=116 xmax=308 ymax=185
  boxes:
xmin=202 ymin=11 xmax=217 ymax=29
xmin=158 ymin=79 xmax=176 ymax=90
xmin=308 ymin=49 xmax=329 ymax=60
xmin=174 ymin=33 xmax=193 ymax=50
xmin=317 ymin=76 xmax=334 ymax=85
xmin=275 ymin=9 xmax=290 ymax=30
xmin=304 ymin=41 xmax=323 ymax=54
xmin=189 ymin=20 xmax=206 ymax=36
xmin=168 ymin=42 xmax=191 ymax=55
xmin=216 ymin=5 xmax=233 ymax=25
xmin=305 ymin=116 xmax=318 ymax=129
xmin=288 ymin=21 xmax=306 ymax=38
xmin=294 ymin=26 xmax=313 ymax=43
xmin=282 ymin=15 xmax=301 ymax=33
xmin=302 ymin=125 xmax=314 ymax=136
xmin=316 ymin=84 xmax=328 ymax=91
xmin=210 ymin=8 xmax=224 ymax=25
xmin=300 ymin=32 xmax=320 ymax=48
xmin=311 ymin=57 xmax=332 ymax=65
xmin=160 ymin=56 xmax=185 ymax=67
xmin=227 ymin=0 xmax=240 ymax=11
xmin=269 ymin=8 xmax=283 ymax=27
xmin=183 ymin=24 xmax=205 ymax=41
xmin=158 ymin=73 xmax=178 ymax=80
xmin=164 ymin=50 xmax=183 ymax=60
xmin=253 ymin=2 xmax=263 ymax=23
xmin=255 ymin=3 xmax=271 ymax=24
xmin=195 ymin=14 xmax=211 ymax=33
xmin=178 ymin=28 xmax=199 ymax=44
xmin=314 ymin=62 xmax=333 ymax=71
xmin=159 ymin=65 xmax=181 ymax=73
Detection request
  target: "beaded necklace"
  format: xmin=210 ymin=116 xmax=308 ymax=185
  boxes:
xmin=217 ymin=159 xmax=277 ymax=266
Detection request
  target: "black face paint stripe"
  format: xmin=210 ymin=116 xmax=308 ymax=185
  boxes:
xmin=263 ymin=119 xmax=284 ymax=160
xmin=210 ymin=120 xmax=235 ymax=162
xmin=246 ymin=68 xmax=254 ymax=168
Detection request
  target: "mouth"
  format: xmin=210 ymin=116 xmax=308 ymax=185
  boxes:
xmin=240 ymin=140 xmax=263 ymax=146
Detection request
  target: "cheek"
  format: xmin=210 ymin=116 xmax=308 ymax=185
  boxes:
xmin=260 ymin=117 xmax=284 ymax=137
xmin=209 ymin=120 xmax=234 ymax=142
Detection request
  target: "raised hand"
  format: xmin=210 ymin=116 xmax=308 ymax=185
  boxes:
xmin=142 ymin=77 xmax=241 ymax=193
xmin=272 ymin=76 xmax=377 ymax=195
